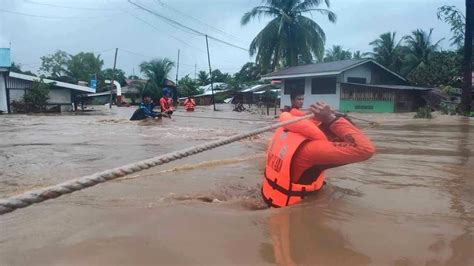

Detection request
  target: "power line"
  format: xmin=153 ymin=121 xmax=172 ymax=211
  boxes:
xmin=23 ymin=0 xmax=118 ymax=11
xmin=154 ymin=0 xmax=248 ymax=46
xmin=0 ymin=9 xmax=123 ymax=19
xmin=110 ymin=1 xmax=207 ymax=54
xmin=120 ymin=48 xmax=196 ymax=67
xmin=128 ymin=1 xmax=249 ymax=52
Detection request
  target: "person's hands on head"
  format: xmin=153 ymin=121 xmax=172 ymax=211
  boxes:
xmin=309 ymin=101 xmax=337 ymax=125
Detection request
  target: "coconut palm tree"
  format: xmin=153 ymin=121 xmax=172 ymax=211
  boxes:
xmin=367 ymin=32 xmax=404 ymax=73
xmin=241 ymin=0 xmax=336 ymax=71
xmin=197 ymin=71 xmax=210 ymax=86
xmin=403 ymin=29 xmax=444 ymax=73
xmin=139 ymin=58 xmax=175 ymax=91
xmin=324 ymin=45 xmax=352 ymax=62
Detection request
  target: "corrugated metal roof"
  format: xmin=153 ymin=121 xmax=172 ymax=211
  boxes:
xmin=9 ymin=72 xmax=95 ymax=93
xmin=0 ymin=48 xmax=11 ymax=68
xmin=261 ymin=59 xmax=406 ymax=82
xmin=262 ymin=59 xmax=367 ymax=79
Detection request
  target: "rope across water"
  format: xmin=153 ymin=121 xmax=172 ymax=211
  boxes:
xmin=0 ymin=114 xmax=314 ymax=215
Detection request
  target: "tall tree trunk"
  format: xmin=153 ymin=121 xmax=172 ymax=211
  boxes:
xmin=460 ymin=0 xmax=473 ymax=115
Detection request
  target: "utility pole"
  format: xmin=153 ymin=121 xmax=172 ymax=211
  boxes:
xmin=109 ymin=48 xmax=118 ymax=109
xmin=175 ymin=49 xmax=180 ymax=85
xmin=205 ymin=35 xmax=216 ymax=111
xmin=460 ymin=0 xmax=473 ymax=114
xmin=194 ymin=63 xmax=197 ymax=81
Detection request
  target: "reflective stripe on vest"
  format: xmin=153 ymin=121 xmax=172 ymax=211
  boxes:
xmin=262 ymin=128 xmax=325 ymax=207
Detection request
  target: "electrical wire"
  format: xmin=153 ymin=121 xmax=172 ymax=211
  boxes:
xmin=23 ymin=0 xmax=118 ymax=11
xmin=0 ymin=8 xmax=123 ymax=19
xmin=154 ymin=0 xmax=248 ymax=46
xmin=128 ymin=1 xmax=249 ymax=52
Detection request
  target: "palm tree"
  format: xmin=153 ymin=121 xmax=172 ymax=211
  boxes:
xmin=352 ymin=51 xmax=363 ymax=59
xmin=139 ymin=58 xmax=175 ymax=91
xmin=403 ymin=29 xmax=444 ymax=74
xmin=241 ymin=0 xmax=336 ymax=71
xmin=323 ymin=45 xmax=352 ymax=62
xmin=367 ymin=32 xmax=404 ymax=73
xmin=197 ymin=71 xmax=210 ymax=85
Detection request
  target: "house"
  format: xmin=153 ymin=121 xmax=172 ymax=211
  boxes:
xmin=261 ymin=59 xmax=431 ymax=113
xmin=6 ymin=72 xmax=95 ymax=113
xmin=185 ymin=82 xmax=230 ymax=105
xmin=121 ymin=79 xmax=144 ymax=104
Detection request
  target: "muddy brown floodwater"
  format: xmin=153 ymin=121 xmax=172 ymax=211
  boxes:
xmin=0 ymin=105 xmax=473 ymax=266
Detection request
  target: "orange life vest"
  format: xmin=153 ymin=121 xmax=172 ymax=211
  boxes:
xmin=184 ymin=99 xmax=196 ymax=111
xmin=160 ymin=97 xmax=173 ymax=112
xmin=262 ymin=127 xmax=326 ymax=208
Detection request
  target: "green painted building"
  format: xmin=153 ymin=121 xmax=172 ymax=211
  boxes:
xmin=262 ymin=59 xmax=431 ymax=113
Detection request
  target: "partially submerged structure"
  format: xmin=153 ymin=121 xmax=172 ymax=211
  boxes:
xmin=262 ymin=59 xmax=431 ymax=112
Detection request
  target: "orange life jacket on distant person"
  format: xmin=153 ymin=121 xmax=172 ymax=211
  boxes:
xmin=262 ymin=114 xmax=326 ymax=208
xmin=160 ymin=97 xmax=173 ymax=112
xmin=184 ymin=98 xmax=196 ymax=111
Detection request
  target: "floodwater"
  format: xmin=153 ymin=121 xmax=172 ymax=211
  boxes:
xmin=0 ymin=105 xmax=473 ymax=266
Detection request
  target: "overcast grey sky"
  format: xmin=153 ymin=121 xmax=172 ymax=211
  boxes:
xmin=0 ymin=0 xmax=466 ymax=79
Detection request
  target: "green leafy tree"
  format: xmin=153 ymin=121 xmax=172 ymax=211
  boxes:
xmin=40 ymin=50 xmax=70 ymax=79
xmin=324 ymin=45 xmax=352 ymax=62
xmin=367 ymin=32 xmax=404 ymax=73
xmin=139 ymin=58 xmax=175 ymax=96
xmin=352 ymin=51 xmax=364 ymax=59
xmin=12 ymin=79 xmax=52 ymax=112
xmin=101 ymin=68 xmax=127 ymax=86
xmin=211 ymin=69 xmax=230 ymax=83
xmin=67 ymin=52 xmax=104 ymax=83
xmin=437 ymin=5 xmax=466 ymax=48
xmin=403 ymin=29 xmax=443 ymax=75
xmin=407 ymin=51 xmax=462 ymax=86
xmin=11 ymin=62 xmax=36 ymax=76
xmin=241 ymin=0 xmax=336 ymax=70
xmin=234 ymin=62 xmax=265 ymax=84
xmin=197 ymin=70 xmax=210 ymax=85
xmin=178 ymin=75 xmax=203 ymax=97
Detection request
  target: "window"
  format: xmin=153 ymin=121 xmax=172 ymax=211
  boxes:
xmin=284 ymin=79 xmax=305 ymax=95
xmin=347 ymin=77 xmax=367 ymax=84
xmin=311 ymin=77 xmax=336 ymax=94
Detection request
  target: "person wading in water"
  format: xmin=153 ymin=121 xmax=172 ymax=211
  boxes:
xmin=262 ymin=101 xmax=375 ymax=207
xmin=130 ymin=93 xmax=164 ymax=121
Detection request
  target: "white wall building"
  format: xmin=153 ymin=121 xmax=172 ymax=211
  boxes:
xmin=261 ymin=59 xmax=430 ymax=113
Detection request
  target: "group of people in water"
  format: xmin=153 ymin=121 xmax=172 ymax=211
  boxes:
xmin=130 ymin=88 xmax=196 ymax=121
xmin=130 ymin=87 xmax=374 ymax=208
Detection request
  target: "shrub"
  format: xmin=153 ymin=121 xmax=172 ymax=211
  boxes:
xmin=414 ymin=106 xmax=433 ymax=119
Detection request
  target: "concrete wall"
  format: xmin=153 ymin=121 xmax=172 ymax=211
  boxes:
xmin=9 ymin=88 xmax=25 ymax=102
xmin=340 ymin=100 xmax=395 ymax=113
xmin=9 ymin=88 xmax=73 ymax=112
xmin=281 ymin=76 xmax=341 ymax=109
xmin=9 ymin=88 xmax=71 ymax=104
xmin=48 ymin=89 xmax=71 ymax=104
xmin=0 ymin=72 xmax=7 ymax=113
xmin=342 ymin=64 xmax=372 ymax=83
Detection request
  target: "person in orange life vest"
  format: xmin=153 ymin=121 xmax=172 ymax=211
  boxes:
xmin=262 ymin=101 xmax=375 ymax=208
xmin=184 ymin=96 xmax=196 ymax=112
xmin=160 ymin=92 xmax=174 ymax=116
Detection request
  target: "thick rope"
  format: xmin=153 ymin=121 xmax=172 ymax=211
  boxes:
xmin=0 ymin=114 xmax=314 ymax=215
